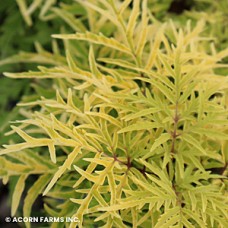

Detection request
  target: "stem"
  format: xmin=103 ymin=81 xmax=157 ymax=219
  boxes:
xmin=140 ymin=73 xmax=147 ymax=95
xmin=172 ymin=183 xmax=183 ymax=207
xmin=170 ymin=102 xmax=180 ymax=156
xmin=102 ymin=152 xmax=151 ymax=177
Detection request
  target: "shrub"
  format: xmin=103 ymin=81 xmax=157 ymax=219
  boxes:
xmin=0 ymin=0 xmax=227 ymax=227
xmin=0 ymin=0 xmax=73 ymax=146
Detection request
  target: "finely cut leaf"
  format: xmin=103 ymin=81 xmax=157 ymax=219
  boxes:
xmin=75 ymin=0 xmax=118 ymax=26
xmin=143 ymin=133 xmax=170 ymax=159
xmin=74 ymin=166 xmax=99 ymax=183
xmin=182 ymin=208 xmax=207 ymax=228
xmin=136 ymin=0 xmax=148 ymax=59
xmin=119 ymin=0 xmax=132 ymax=15
xmin=190 ymin=127 xmax=228 ymax=140
xmin=51 ymin=7 xmax=86 ymax=32
xmin=99 ymin=199 xmax=148 ymax=211
xmin=122 ymin=107 xmax=160 ymax=121
xmin=154 ymin=207 xmax=180 ymax=228
xmin=16 ymin=0 xmax=32 ymax=26
xmin=23 ymin=174 xmax=51 ymax=228
xmin=85 ymin=111 xmax=122 ymax=127
xmin=118 ymin=122 xmax=161 ymax=133
xmin=89 ymin=46 xmax=102 ymax=78
xmin=126 ymin=0 xmax=140 ymax=50
xmin=43 ymin=147 xmax=81 ymax=195
xmin=182 ymin=134 xmax=207 ymax=155
xmin=52 ymin=32 xmax=131 ymax=54
xmin=11 ymin=174 xmax=27 ymax=216
xmin=146 ymin=26 xmax=165 ymax=70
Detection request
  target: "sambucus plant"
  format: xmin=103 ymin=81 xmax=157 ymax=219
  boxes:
xmin=0 ymin=0 xmax=228 ymax=227
xmin=0 ymin=0 xmax=77 ymax=147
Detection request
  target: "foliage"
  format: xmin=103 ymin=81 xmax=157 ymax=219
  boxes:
xmin=184 ymin=0 xmax=228 ymax=51
xmin=0 ymin=0 xmax=228 ymax=228
xmin=0 ymin=0 xmax=78 ymax=146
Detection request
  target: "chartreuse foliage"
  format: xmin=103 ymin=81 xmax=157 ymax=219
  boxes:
xmin=0 ymin=0 xmax=77 ymax=146
xmin=0 ymin=0 xmax=228 ymax=228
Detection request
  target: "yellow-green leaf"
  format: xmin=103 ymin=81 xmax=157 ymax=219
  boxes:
xmin=143 ymin=133 xmax=170 ymax=159
xmin=43 ymin=147 xmax=81 ymax=195
xmin=118 ymin=122 xmax=161 ymax=133
xmin=182 ymin=134 xmax=207 ymax=155
xmin=23 ymin=174 xmax=51 ymax=228
xmin=122 ymin=107 xmax=160 ymax=121
xmin=12 ymin=174 xmax=28 ymax=216
xmin=52 ymin=31 xmax=131 ymax=54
